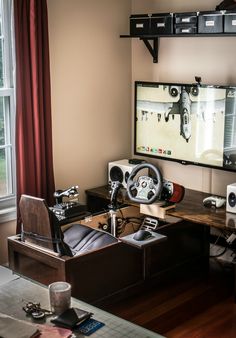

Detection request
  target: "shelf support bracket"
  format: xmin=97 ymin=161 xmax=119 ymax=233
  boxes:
xmin=140 ymin=38 xmax=159 ymax=63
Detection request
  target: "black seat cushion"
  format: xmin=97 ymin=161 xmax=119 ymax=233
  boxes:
xmin=63 ymin=223 xmax=118 ymax=256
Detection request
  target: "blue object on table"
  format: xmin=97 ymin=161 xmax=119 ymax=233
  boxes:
xmin=77 ymin=318 xmax=105 ymax=335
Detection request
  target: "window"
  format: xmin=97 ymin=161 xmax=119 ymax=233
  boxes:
xmin=0 ymin=0 xmax=15 ymax=222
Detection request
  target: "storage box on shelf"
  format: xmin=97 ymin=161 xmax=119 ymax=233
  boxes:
xmin=129 ymin=10 xmax=236 ymax=36
xmin=130 ymin=14 xmax=151 ymax=36
xmin=174 ymin=12 xmax=198 ymax=34
xmin=224 ymin=10 xmax=236 ymax=33
xmin=198 ymin=11 xmax=224 ymax=34
xmin=150 ymin=13 xmax=173 ymax=35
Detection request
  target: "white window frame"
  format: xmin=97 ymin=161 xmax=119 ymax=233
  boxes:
xmin=0 ymin=0 xmax=16 ymax=223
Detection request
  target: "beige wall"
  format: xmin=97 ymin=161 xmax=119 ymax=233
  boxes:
xmin=47 ymin=0 xmax=132 ymax=202
xmin=2 ymin=0 xmax=236 ymax=264
xmin=0 ymin=0 xmax=236 ymax=263
xmin=48 ymin=0 xmax=236 ymax=199
xmin=1 ymin=0 xmax=132 ymax=265
xmin=0 ymin=220 xmax=16 ymax=265
xmin=131 ymin=0 xmax=236 ymax=195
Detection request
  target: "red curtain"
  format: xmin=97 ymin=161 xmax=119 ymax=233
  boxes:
xmin=14 ymin=0 xmax=55 ymax=232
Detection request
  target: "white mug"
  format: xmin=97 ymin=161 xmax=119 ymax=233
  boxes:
xmin=49 ymin=281 xmax=71 ymax=315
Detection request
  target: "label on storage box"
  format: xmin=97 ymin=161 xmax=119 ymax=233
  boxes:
xmin=182 ymin=18 xmax=190 ymax=23
xmin=157 ymin=23 xmax=165 ymax=27
xmin=232 ymin=20 xmax=236 ymax=26
xmin=205 ymin=20 xmax=215 ymax=27
xmin=136 ymin=23 xmax=144 ymax=28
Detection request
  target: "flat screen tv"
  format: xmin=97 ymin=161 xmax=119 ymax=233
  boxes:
xmin=134 ymin=81 xmax=236 ymax=172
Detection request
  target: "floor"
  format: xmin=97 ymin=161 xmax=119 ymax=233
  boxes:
xmin=0 ymin=265 xmax=19 ymax=286
xmin=166 ymin=297 xmax=236 ymax=338
xmin=103 ymin=256 xmax=236 ymax=338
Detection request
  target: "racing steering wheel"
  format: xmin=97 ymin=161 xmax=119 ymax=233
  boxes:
xmin=127 ymin=163 xmax=163 ymax=204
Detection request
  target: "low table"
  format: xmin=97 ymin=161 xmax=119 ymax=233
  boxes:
xmin=0 ymin=267 xmax=164 ymax=338
xmin=120 ymin=232 xmax=167 ymax=279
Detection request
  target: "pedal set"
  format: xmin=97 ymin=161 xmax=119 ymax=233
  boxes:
xmin=141 ymin=217 xmax=159 ymax=231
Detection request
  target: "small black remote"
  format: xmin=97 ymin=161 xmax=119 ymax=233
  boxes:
xmin=128 ymin=158 xmax=145 ymax=165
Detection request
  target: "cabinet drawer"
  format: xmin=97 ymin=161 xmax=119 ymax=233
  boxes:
xmin=175 ymin=12 xmax=198 ymax=25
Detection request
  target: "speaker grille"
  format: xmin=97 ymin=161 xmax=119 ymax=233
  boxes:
xmin=228 ymin=192 xmax=236 ymax=208
xmin=110 ymin=166 xmax=123 ymax=183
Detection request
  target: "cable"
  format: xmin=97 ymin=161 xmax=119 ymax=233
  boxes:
xmin=210 ymin=245 xmax=227 ymax=258
xmin=209 ymin=231 xmax=228 ymax=258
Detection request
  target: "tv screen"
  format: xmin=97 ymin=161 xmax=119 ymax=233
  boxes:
xmin=134 ymin=81 xmax=236 ymax=172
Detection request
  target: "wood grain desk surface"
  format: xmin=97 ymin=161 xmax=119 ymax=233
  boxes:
xmin=86 ymin=186 xmax=236 ymax=231
xmin=166 ymin=188 xmax=229 ymax=230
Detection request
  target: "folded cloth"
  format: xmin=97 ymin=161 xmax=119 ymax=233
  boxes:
xmin=36 ymin=324 xmax=72 ymax=338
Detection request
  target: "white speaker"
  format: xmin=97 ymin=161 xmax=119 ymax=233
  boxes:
xmin=108 ymin=159 xmax=137 ymax=189
xmin=226 ymin=212 xmax=236 ymax=228
xmin=226 ymin=183 xmax=236 ymax=213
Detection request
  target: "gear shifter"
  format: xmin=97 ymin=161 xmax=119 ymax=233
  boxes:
xmin=108 ymin=181 xmax=123 ymax=237
xmin=108 ymin=181 xmax=123 ymax=209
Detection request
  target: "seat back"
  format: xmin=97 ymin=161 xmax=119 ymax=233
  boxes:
xmin=19 ymin=194 xmax=72 ymax=256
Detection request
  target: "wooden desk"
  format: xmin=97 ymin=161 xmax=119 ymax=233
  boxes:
xmin=0 ymin=266 xmax=164 ymax=338
xmin=86 ymin=185 xmax=235 ymax=231
xmin=86 ymin=186 xmax=236 ymax=302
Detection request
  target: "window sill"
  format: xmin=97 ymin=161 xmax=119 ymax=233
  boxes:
xmin=0 ymin=207 xmax=16 ymax=224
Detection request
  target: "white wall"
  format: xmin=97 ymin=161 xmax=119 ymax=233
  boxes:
xmin=131 ymin=0 xmax=236 ymax=195
xmin=47 ymin=0 xmax=132 ymax=202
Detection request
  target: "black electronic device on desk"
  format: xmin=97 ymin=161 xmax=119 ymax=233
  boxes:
xmin=50 ymin=185 xmax=89 ymax=223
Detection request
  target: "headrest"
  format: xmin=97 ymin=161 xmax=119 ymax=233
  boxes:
xmin=19 ymin=194 xmax=72 ymax=256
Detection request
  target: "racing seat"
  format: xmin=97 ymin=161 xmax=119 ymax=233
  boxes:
xmin=19 ymin=194 xmax=118 ymax=257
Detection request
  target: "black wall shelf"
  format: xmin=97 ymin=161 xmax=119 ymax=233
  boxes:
xmin=120 ymin=34 xmax=236 ymax=63
xmin=120 ymin=35 xmax=159 ymax=63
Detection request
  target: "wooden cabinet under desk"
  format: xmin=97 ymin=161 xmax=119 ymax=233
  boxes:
xmin=86 ymin=186 xmax=211 ymax=278
xmin=86 ymin=186 xmax=236 ymax=301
